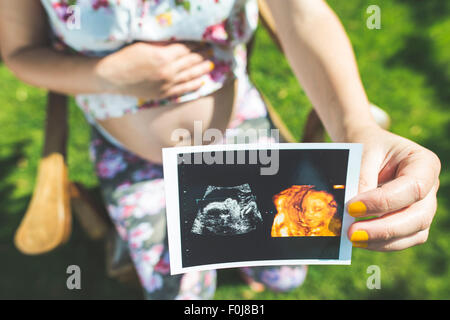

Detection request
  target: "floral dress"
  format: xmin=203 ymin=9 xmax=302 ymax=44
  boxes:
xmin=40 ymin=0 xmax=259 ymax=121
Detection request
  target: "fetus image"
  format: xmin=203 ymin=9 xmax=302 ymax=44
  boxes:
xmin=191 ymin=184 xmax=263 ymax=236
xmin=271 ymin=185 xmax=342 ymax=237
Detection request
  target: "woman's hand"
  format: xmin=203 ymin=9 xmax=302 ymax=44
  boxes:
xmin=95 ymin=41 xmax=214 ymax=100
xmin=346 ymin=124 xmax=441 ymax=251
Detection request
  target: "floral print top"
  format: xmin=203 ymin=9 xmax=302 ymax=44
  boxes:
xmin=40 ymin=0 xmax=259 ymax=122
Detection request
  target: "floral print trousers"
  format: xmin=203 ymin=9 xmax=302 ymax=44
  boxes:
xmin=89 ymin=82 xmax=307 ymax=300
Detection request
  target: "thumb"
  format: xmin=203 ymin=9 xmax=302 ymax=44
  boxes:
xmin=347 ymin=148 xmax=382 ymax=216
xmin=358 ymin=148 xmax=382 ymax=193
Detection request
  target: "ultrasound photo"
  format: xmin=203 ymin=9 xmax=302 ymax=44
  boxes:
xmin=191 ymin=184 xmax=263 ymax=236
xmin=163 ymin=143 xmax=362 ymax=275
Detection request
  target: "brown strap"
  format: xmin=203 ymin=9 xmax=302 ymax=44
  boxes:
xmin=43 ymin=92 xmax=68 ymax=158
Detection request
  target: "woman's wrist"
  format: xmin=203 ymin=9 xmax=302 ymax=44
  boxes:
xmin=331 ymin=106 xmax=381 ymax=143
xmin=92 ymin=55 xmax=120 ymax=94
xmin=340 ymin=119 xmax=381 ymax=142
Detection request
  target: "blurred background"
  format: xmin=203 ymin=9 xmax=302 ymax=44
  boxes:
xmin=0 ymin=0 xmax=448 ymax=299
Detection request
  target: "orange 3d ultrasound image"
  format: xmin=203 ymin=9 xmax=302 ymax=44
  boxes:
xmin=271 ymin=185 xmax=342 ymax=237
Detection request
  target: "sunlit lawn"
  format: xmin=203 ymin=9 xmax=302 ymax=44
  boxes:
xmin=0 ymin=0 xmax=448 ymax=299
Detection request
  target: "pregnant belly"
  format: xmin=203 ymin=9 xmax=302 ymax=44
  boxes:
xmin=97 ymin=79 xmax=237 ymax=164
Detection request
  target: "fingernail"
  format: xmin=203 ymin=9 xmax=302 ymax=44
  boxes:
xmin=351 ymin=229 xmax=369 ymax=248
xmin=350 ymin=230 xmax=369 ymax=242
xmin=208 ymin=61 xmax=215 ymax=71
xmin=352 ymin=241 xmax=368 ymax=248
xmin=348 ymin=201 xmax=367 ymax=217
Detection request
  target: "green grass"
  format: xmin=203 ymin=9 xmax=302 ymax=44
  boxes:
xmin=0 ymin=0 xmax=449 ymax=299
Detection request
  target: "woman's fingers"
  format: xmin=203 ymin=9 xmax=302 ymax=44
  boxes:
xmin=160 ymin=77 xmax=205 ymax=98
xmin=348 ymin=182 xmax=438 ymax=250
xmin=156 ymin=47 xmax=214 ymax=97
xmin=344 ymin=128 xmax=441 ymax=252
xmin=167 ymin=47 xmax=212 ymax=73
xmin=352 ymin=229 xmax=430 ymax=251
xmin=158 ymin=47 xmax=214 ymax=96
xmin=162 ymin=42 xmax=205 ymax=60
xmin=348 ymin=148 xmax=440 ymax=217
xmin=171 ymin=58 xmax=214 ymax=84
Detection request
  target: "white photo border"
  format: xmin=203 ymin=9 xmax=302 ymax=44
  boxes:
xmin=163 ymin=143 xmax=362 ymax=275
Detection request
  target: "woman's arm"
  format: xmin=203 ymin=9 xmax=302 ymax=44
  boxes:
xmin=0 ymin=0 xmax=214 ymax=98
xmin=0 ymin=0 xmax=103 ymax=95
xmin=265 ymin=0 xmax=376 ymax=141
xmin=266 ymin=0 xmax=441 ymax=251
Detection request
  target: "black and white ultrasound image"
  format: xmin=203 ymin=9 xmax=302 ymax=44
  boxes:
xmin=191 ymin=184 xmax=263 ymax=236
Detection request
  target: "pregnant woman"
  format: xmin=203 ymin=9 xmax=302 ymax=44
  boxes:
xmin=0 ymin=0 xmax=440 ymax=299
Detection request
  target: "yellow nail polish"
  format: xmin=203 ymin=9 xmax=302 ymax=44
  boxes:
xmin=350 ymin=230 xmax=369 ymax=242
xmin=352 ymin=241 xmax=368 ymax=248
xmin=209 ymin=61 xmax=215 ymax=71
xmin=348 ymin=201 xmax=367 ymax=217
